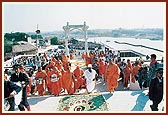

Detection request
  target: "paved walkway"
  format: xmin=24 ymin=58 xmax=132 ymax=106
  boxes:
xmin=11 ymin=77 xmax=163 ymax=112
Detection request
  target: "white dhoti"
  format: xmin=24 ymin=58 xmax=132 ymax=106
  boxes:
xmin=83 ymin=69 xmax=97 ymax=93
xmin=86 ymin=80 xmax=95 ymax=92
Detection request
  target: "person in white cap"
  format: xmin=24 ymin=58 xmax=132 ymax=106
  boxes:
xmin=83 ymin=64 xmax=98 ymax=93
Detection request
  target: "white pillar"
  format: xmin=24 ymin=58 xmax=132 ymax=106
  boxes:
xmin=65 ymin=35 xmax=69 ymax=56
xmin=63 ymin=22 xmax=89 ymax=56
xmin=64 ymin=22 xmax=70 ymax=56
xmin=83 ymin=21 xmax=89 ymax=54
xmin=84 ymin=30 xmax=88 ymax=54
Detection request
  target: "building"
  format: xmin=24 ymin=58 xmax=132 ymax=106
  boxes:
xmin=12 ymin=41 xmax=38 ymax=55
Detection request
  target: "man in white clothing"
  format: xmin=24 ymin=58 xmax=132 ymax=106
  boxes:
xmin=83 ymin=64 xmax=98 ymax=93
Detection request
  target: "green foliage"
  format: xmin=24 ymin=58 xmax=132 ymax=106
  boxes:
xmin=4 ymin=32 xmax=44 ymax=55
xmin=4 ymin=32 xmax=29 ymax=42
xmin=51 ymin=37 xmax=61 ymax=45
xmin=4 ymin=44 xmax=12 ymax=55
xmin=4 ymin=41 xmax=19 ymax=55
xmin=4 ymin=32 xmax=29 ymax=55
xmin=30 ymin=34 xmax=43 ymax=39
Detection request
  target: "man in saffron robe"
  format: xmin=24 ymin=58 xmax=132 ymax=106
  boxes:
xmin=131 ymin=61 xmax=141 ymax=83
xmin=35 ymin=67 xmax=47 ymax=96
xmin=99 ymin=58 xmax=106 ymax=78
xmin=45 ymin=68 xmax=52 ymax=94
xmin=62 ymin=66 xmax=75 ymax=95
xmin=127 ymin=59 xmax=132 ymax=70
xmin=62 ymin=53 xmax=69 ymax=70
xmin=103 ymin=61 xmax=108 ymax=82
xmin=105 ymin=59 xmax=120 ymax=94
xmin=123 ymin=64 xmax=131 ymax=88
xmin=84 ymin=53 xmax=91 ymax=67
xmin=50 ymin=67 xmax=62 ymax=96
xmin=55 ymin=60 xmax=64 ymax=90
xmin=73 ymin=65 xmax=85 ymax=92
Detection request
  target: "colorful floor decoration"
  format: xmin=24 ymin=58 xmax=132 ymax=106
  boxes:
xmin=71 ymin=60 xmax=85 ymax=67
xmin=57 ymin=94 xmax=108 ymax=111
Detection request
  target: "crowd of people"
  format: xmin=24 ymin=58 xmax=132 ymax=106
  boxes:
xmin=4 ymin=48 xmax=164 ymax=111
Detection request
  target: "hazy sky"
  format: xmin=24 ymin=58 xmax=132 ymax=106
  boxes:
xmin=3 ymin=2 xmax=166 ymax=33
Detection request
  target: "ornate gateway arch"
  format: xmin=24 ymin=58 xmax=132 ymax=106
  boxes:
xmin=63 ymin=22 xmax=89 ymax=56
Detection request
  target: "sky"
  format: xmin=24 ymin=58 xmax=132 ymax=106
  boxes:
xmin=3 ymin=2 xmax=166 ymax=33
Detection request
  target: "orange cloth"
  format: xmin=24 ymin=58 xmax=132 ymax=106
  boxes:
xmin=127 ymin=61 xmax=132 ymax=70
xmin=105 ymin=63 xmax=120 ymax=93
xmin=49 ymin=68 xmax=62 ymax=96
xmin=63 ymin=62 xmax=69 ymax=71
xmin=123 ymin=66 xmax=131 ymax=87
xmin=35 ymin=71 xmax=47 ymax=96
xmin=46 ymin=61 xmax=55 ymax=70
xmin=58 ymin=75 xmax=63 ymax=91
xmin=132 ymin=65 xmax=140 ymax=83
xmin=62 ymin=71 xmax=74 ymax=94
xmin=45 ymin=69 xmax=52 ymax=93
xmin=27 ymin=77 xmax=32 ymax=96
xmin=62 ymin=54 xmax=69 ymax=71
xmin=55 ymin=61 xmax=63 ymax=71
xmin=26 ymin=85 xmax=31 ymax=96
xmin=21 ymin=71 xmax=32 ymax=96
xmin=51 ymin=57 xmax=58 ymax=66
xmin=73 ymin=67 xmax=85 ymax=90
xmin=103 ymin=64 xmax=108 ymax=82
xmin=89 ymin=54 xmax=94 ymax=64
xmin=62 ymin=54 xmax=68 ymax=64
xmin=99 ymin=60 xmax=105 ymax=76
xmin=85 ymin=55 xmax=91 ymax=66
xmin=54 ymin=61 xmax=63 ymax=90
xmin=82 ymin=53 xmax=85 ymax=59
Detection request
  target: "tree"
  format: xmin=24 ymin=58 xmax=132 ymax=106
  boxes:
xmin=4 ymin=44 xmax=12 ymax=55
xmin=4 ymin=33 xmax=21 ymax=56
xmin=30 ymin=34 xmax=43 ymax=39
xmin=51 ymin=37 xmax=60 ymax=45
xmin=4 ymin=32 xmax=29 ymax=42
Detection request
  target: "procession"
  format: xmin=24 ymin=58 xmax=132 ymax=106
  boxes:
xmin=3 ymin=2 xmax=165 ymax=112
xmin=3 ymin=43 xmax=164 ymax=112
